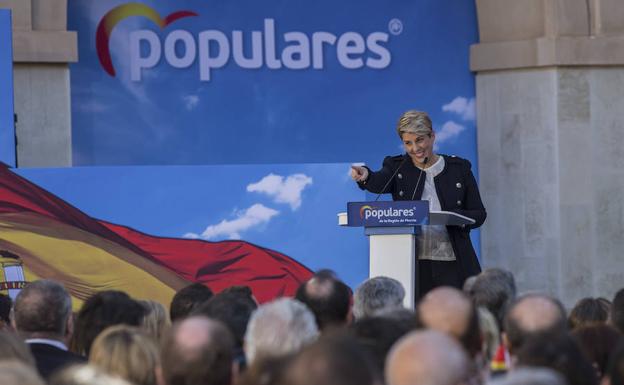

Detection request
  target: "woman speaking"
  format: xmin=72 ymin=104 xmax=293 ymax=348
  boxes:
xmin=351 ymin=110 xmax=486 ymax=295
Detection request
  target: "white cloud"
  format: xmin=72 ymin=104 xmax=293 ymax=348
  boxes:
xmin=184 ymin=204 xmax=279 ymax=240
xmin=183 ymin=95 xmax=200 ymax=110
xmin=436 ymin=121 xmax=466 ymax=144
xmin=247 ymin=173 xmax=313 ymax=210
xmin=442 ymin=97 xmax=475 ymax=121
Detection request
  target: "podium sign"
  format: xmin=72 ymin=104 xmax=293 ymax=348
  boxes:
xmin=346 ymin=201 xmax=429 ymax=227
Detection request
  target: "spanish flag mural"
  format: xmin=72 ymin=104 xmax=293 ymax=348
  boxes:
xmin=0 ymin=164 xmax=312 ymax=309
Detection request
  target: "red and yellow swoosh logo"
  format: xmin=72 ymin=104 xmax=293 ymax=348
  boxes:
xmin=96 ymin=2 xmax=198 ymax=76
xmin=359 ymin=205 xmax=373 ymax=219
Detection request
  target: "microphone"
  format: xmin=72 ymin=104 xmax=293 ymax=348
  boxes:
xmin=374 ymin=156 xmax=408 ymax=202
xmin=410 ymin=157 xmax=429 ymax=200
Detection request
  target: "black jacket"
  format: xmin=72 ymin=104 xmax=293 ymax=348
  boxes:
xmin=29 ymin=342 xmax=86 ymax=380
xmin=358 ymin=154 xmax=486 ymax=282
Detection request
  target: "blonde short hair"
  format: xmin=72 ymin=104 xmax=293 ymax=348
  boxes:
xmin=89 ymin=325 xmax=159 ymax=385
xmin=396 ymin=110 xmax=433 ymax=138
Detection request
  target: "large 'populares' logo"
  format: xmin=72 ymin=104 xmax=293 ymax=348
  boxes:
xmin=95 ymin=2 xmax=398 ymax=82
xmin=96 ymin=2 xmax=198 ymax=76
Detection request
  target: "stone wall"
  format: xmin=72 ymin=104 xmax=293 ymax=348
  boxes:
xmin=0 ymin=0 xmax=76 ymax=166
xmin=473 ymin=0 xmax=624 ymax=307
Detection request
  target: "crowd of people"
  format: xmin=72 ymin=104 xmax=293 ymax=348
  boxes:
xmin=1 ymin=268 xmax=624 ymax=385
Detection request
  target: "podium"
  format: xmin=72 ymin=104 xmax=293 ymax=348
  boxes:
xmin=338 ymin=201 xmax=475 ymax=308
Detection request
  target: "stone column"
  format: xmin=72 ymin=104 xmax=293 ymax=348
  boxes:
xmin=473 ymin=0 xmax=624 ymax=307
xmin=0 ymin=0 xmax=77 ymax=167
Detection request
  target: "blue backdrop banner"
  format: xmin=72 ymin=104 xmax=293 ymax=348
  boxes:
xmin=0 ymin=9 xmax=15 ymax=167
xmin=68 ymin=0 xmax=478 ymax=168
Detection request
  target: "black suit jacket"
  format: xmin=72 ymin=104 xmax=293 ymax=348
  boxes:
xmin=29 ymin=342 xmax=87 ymax=379
xmin=359 ymin=154 xmax=487 ymax=282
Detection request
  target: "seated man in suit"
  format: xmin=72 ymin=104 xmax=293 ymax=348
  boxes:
xmin=12 ymin=280 xmax=85 ymax=379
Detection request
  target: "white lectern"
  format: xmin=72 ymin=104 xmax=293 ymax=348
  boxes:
xmin=338 ymin=209 xmax=475 ymax=308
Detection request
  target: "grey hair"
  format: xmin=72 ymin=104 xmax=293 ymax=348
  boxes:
xmin=469 ymin=268 xmax=516 ymax=329
xmin=353 ymin=276 xmax=405 ymax=319
xmin=396 ymin=110 xmax=433 ymax=138
xmin=244 ymin=298 xmax=318 ymax=364
xmin=487 ymin=367 xmax=566 ymax=385
xmin=14 ymin=280 xmax=72 ymax=338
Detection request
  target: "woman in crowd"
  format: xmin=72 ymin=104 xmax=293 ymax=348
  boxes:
xmin=89 ymin=325 xmax=160 ymax=385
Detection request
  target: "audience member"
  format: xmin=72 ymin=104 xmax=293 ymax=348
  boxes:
xmin=468 ymin=268 xmax=516 ymax=330
xmin=353 ymin=276 xmax=405 ymax=319
xmin=169 ymin=283 xmax=214 ymax=322
xmin=568 ymin=297 xmax=610 ymax=330
xmin=50 ymin=364 xmax=133 ymax=385
xmin=0 ymin=292 xmax=12 ymax=330
xmin=295 ymin=270 xmax=352 ymax=330
xmin=417 ymin=286 xmax=482 ymax=358
xmin=140 ymin=299 xmax=171 ymax=343
xmin=244 ymin=297 xmax=318 ymax=365
xmin=515 ymin=330 xmax=598 ymax=385
xmin=386 ymin=330 xmax=471 ymax=385
xmin=350 ymin=314 xmax=418 ymax=375
xmin=13 ymin=280 xmax=86 ymax=379
xmin=572 ymin=324 xmax=624 ymax=378
xmin=0 ymin=330 xmax=36 ymax=367
xmin=193 ymin=285 xmax=257 ymax=369
xmin=236 ymin=355 xmax=293 ymax=385
xmin=487 ymin=367 xmax=566 ymax=385
xmin=462 ymin=275 xmax=477 ymax=293
xmin=372 ymin=307 xmax=418 ymax=326
xmin=611 ymin=289 xmax=624 ymax=335
xmin=89 ymin=325 xmax=160 ymax=385
xmin=503 ymin=293 xmax=567 ymax=356
xmin=220 ymin=285 xmax=256 ymax=301
xmin=280 ymin=332 xmax=380 ymax=385
xmin=70 ymin=290 xmax=146 ymax=356
xmin=194 ymin=286 xmax=257 ymax=347
xmin=0 ymin=361 xmax=46 ymax=385
xmin=160 ymin=316 xmax=234 ymax=385
xmin=477 ymin=306 xmax=501 ymax=365
xmin=605 ymin=342 xmax=624 ymax=385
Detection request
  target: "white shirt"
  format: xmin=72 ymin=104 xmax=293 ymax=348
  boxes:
xmin=417 ymin=156 xmax=456 ymax=261
xmin=25 ymin=338 xmax=68 ymax=351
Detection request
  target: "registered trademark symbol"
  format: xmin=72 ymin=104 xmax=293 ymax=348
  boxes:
xmin=388 ymin=18 xmax=403 ymax=35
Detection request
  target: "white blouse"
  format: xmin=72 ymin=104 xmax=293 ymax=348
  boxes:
xmin=417 ymin=156 xmax=456 ymax=261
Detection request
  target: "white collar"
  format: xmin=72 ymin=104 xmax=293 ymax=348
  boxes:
xmin=423 ymin=155 xmax=445 ymax=177
xmin=26 ymin=338 xmax=68 ymax=351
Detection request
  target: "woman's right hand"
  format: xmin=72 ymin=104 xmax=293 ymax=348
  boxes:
xmin=350 ymin=166 xmax=369 ymax=182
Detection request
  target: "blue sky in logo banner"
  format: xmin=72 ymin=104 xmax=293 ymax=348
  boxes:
xmin=16 ymin=163 xmax=370 ymax=288
xmin=68 ymin=0 xmax=477 ymax=168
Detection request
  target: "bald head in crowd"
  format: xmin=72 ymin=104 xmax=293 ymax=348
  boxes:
xmin=417 ymin=287 xmax=481 ymax=357
xmin=160 ymin=316 xmax=235 ymax=385
xmin=386 ymin=330 xmax=470 ymax=385
xmin=295 ymin=270 xmax=352 ymax=330
xmin=504 ymin=293 xmax=566 ymax=354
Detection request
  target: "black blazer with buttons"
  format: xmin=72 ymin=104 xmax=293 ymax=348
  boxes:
xmin=358 ymin=154 xmax=486 ymax=282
